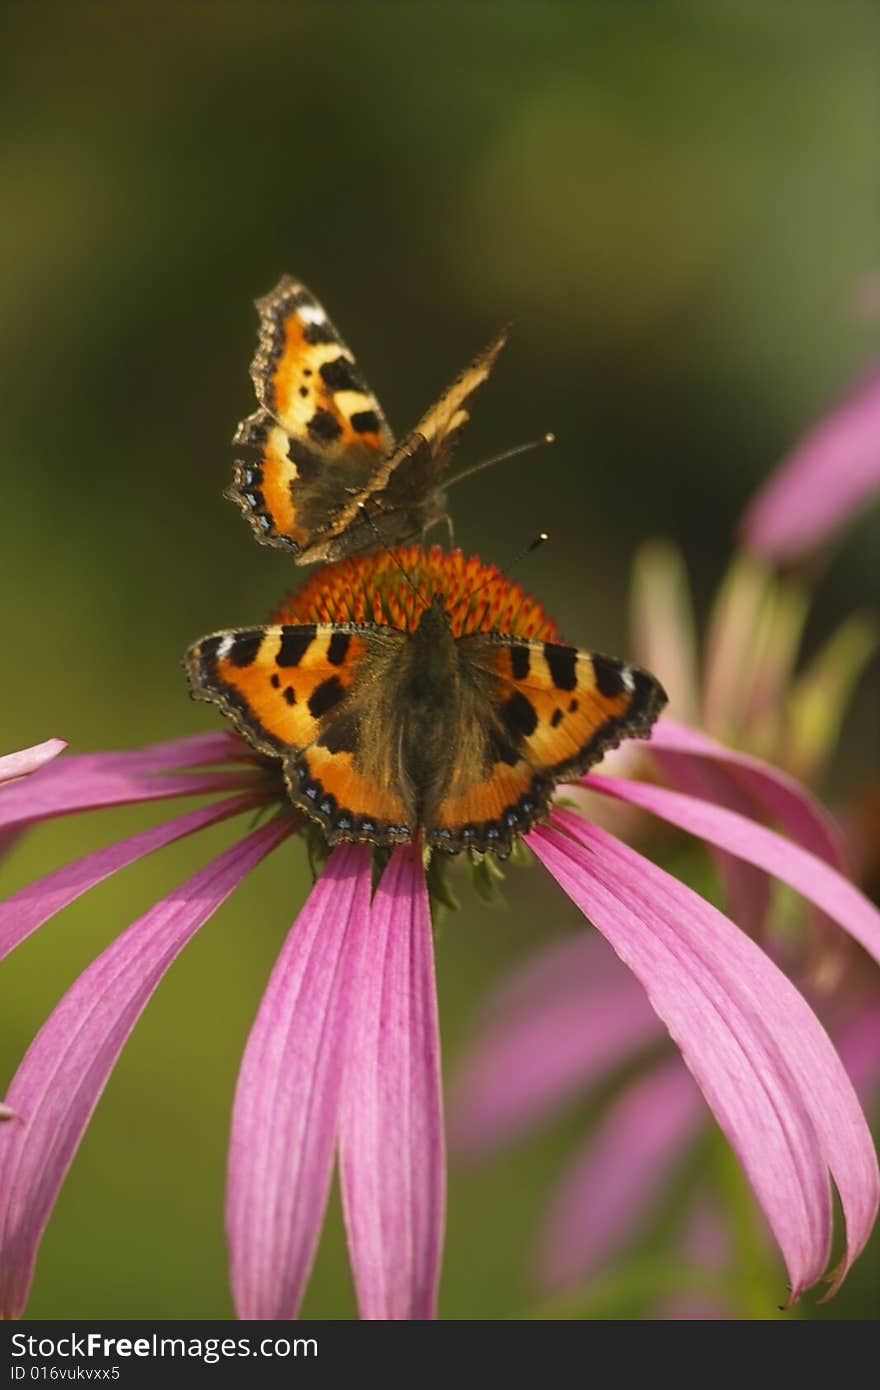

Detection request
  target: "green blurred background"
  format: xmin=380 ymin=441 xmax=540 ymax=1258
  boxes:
xmin=2 ymin=2 xmax=878 ymax=1319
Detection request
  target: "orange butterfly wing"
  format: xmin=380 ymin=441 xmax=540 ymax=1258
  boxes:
xmin=228 ymin=278 xmax=509 ymax=564
xmin=228 ymin=277 xmax=394 ymax=558
xmin=425 ymin=637 xmax=667 ymax=855
xmin=184 ymin=622 xmax=412 ymax=843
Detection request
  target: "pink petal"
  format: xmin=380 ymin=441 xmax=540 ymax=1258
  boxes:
xmin=531 ymin=814 xmax=879 ymax=1299
xmin=0 ymin=740 xmax=66 ymax=785
xmin=585 ymin=772 xmax=880 ymax=965
xmin=339 ymin=844 xmax=444 ymax=1320
xmin=66 ymin=731 xmax=245 ymax=773
xmin=452 ymin=933 xmax=661 ymax=1156
xmin=0 ymin=753 xmax=254 ymax=832
xmin=740 ymin=359 xmax=880 ymax=561
xmin=649 ymin=718 xmax=848 ymax=872
xmin=537 ymin=1058 xmax=704 ymax=1290
xmin=652 ymin=747 xmax=772 ymax=936
xmin=0 ymin=814 xmax=291 ymax=1319
xmin=0 ymin=792 xmax=263 ymax=962
xmin=226 ymin=843 xmax=372 ymax=1320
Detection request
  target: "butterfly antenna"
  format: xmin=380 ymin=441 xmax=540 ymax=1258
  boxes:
xmin=356 ymin=502 xmax=431 ymax=613
xmin=458 ymin=532 xmax=550 ymax=628
xmin=445 ymin=432 xmax=555 ymax=489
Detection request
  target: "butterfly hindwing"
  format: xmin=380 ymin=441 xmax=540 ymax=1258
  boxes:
xmin=228 ymin=277 xmax=395 ymax=557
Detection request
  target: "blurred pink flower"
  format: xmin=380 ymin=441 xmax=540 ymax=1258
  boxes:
xmin=455 ymin=920 xmax=880 ymax=1307
xmin=740 ymin=358 xmax=880 ymax=562
xmin=453 ymin=545 xmax=879 ymax=1311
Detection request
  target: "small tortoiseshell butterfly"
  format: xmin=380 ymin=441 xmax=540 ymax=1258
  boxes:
xmin=227 ymin=276 xmax=507 ymax=564
xmin=184 ymin=552 xmax=667 ymax=858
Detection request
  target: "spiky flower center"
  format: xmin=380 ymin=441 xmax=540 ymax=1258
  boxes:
xmin=274 ymin=545 xmax=561 ymax=641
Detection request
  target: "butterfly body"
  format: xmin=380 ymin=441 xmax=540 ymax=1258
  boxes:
xmin=185 ymin=581 xmax=667 ymax=858
xmin=227 ymin=276 xmax=506 ymax=563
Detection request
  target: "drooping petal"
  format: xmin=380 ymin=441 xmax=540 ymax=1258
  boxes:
xmin=452 ymin=933 xmax=661 ymax=1156
xmin=740 ymin=359 xmax=880 ymax=561
xmin=649 ymin=718 xmax=847 ymax=872
xmin=340 ymin=844 xmax=445 ymax=1320
xmin=531 ymin=814 xmax=879 ymax=1298
xmin=0 ymin=792 xmax=263 ymax=962
xmin=536 ymin=1058 xmax=704 ymax=1290
xmin=652 ymin=748 xmax=772 ymax=936
xmin=0 ymin=814 xmax=291 ymax=1319
xmin=0 ymin=741 xmax=66 ymax=785
xmin=226 ymin=843 xmax=372 ymax=1321
xmin=585 ymin=773 xmax=880 ymax=965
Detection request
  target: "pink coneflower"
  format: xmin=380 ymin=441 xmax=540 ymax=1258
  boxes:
xmin=454 ymin=543 xmax=880 ymax=1308
xmin=2 ymin=548 xmax=879 ymax=1319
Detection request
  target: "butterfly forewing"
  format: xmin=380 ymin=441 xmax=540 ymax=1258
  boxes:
xmin=228 ymin=277 xmax=395 ymax=557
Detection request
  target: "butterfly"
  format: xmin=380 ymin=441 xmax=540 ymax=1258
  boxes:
xmin=227 ymin=276 xmax=507 ymax=564
xmin=184 ymin=593 xmax=667 ymax=858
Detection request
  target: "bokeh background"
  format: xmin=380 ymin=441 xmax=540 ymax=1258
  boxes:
xmin=2 ymin=1 xmax=878 ymax=1319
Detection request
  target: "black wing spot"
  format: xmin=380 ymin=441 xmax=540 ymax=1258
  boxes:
xmin=308 ymin=675 xmax=346 ymax=719
xmin=302 ymin=320 xmax=339 ymax=346
xmin=283 ymin=686 xmax=296 ymax=706
xmin=307 ymin=408 xmax=343 ymax=444
xmin=320 ymin=356 xmax=366 ymax=393
xmin=228 ymin=632 xmax=262 ymax=668
xmin=551 ymin=707 xmax=563 ymax=728
xmin=270 ymin=673 xmax=281 ymax=690
xmin=501 ymin=690 xmax=538 ymax=740
xmin=196 ymin=635 xmax=222 ymax=673
xmin=568 ymin=697 xmax=579 ymax=713
xmin=350 ymin=409 xmax=380 ymax=435
xmin=544 ymin=643 xmax=578 ymax=692
xmin=592 ymin=655 xmax=625 ymax=698
xmin=327 ymin=632 xmax=351 ymax=666
xmin=509 ymin=645 xmax=531 ymax=681
xmin=277 ymin=627 xmax=317 ymax=667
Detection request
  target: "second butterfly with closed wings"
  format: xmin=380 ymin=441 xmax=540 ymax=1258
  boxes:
xmin=228 ymin=276 xmax=507 ymax=564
